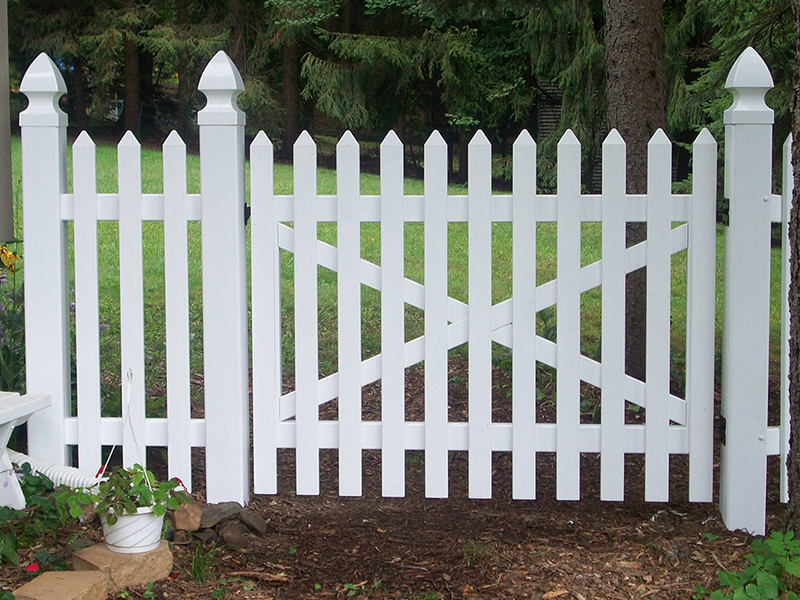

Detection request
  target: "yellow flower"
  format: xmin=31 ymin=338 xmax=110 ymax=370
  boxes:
xmin=0 ymin=246 xmax=19 ymax=273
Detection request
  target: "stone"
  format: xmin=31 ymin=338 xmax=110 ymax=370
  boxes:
xmin=218 ymin=521 xmax=250 ymax=549
xmin=72 ymin=540 xmax=173 ymax=594
xmin=239 ymin=508 xmax=270 ymax=535
xmin=200 ymin=501 xmax=242 ymax=529
xmin=13 ymin=571 xmax=107 ymax=600
xmin=173 ymin=530 xmax=191 ymax=544
xmin=174 ymin=503 xmax=204 ymax=532
xmin=194 ymin=528 xmax=219 ymax=545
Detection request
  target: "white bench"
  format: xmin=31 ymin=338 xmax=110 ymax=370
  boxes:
xmin=0 ymin=392 xmax=51 ymax=509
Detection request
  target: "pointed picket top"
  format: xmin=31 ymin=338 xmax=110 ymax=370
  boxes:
xmin=197 ymin=51 xmax=245 ymax=127
xmin=785 ymin=132 xmax=793 ymax=153
xmin=74 ymin=130 xmax=95 ymax=149
xmin=724 ymin=47 xmax=774 ymax=125
xmin=251 ymin=130 xmax=273 ymax=149
xmin=648 ymin=128 xmax=671 ymax=148
xmin=294 ymin=130 xmax=316 ymax=149
xmin=513 ymin=129 xmax=535 ymax=148
xmin=381 ymin=129 xmax=402 ymax=148
xmin=118 ymin=130 xmax=140 ymax=149
xmin=469 ymin=129 xmax=490 ymax=147
xmin=694 ymin=128 xmax=716 ymax=148
xmin=425 ymin=130 xmax=446 ymax=148
xmin=603 ymin=128 xmax=625 ymax=147
xmin=558 ymin=128 xmax=580 ymax=148
xmin=19 ymin=53 xmax=67 ymax=127
xmin=338 ymin=130 xmax=358 ymax=149
xmin=163 ymin=130 xmax=186 ymax=148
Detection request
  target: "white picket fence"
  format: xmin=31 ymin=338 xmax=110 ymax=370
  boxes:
xmin=18 ymin=47 xmax=791 ymax=535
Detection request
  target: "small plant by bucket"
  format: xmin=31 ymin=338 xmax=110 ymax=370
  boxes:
xmin=70 ymin=464 xmax=187 ymax=554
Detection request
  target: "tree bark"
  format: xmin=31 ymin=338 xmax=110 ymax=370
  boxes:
xmin=227 ymin=0 xmax=246 ymax=71
xmin=123 ymin=32 xmax=141 ymax=135
xmin=603 ymin=0 xmax=667 ymax=381
xmin=785 ymin=0 xmax=800 ymax=532
xmin=71 ymin=56 xmax=88 ymax=130
xmin=281 ymin=40 xmax=302 ymax=155
xmin=176 ymin=0 xmax=190 ymax=139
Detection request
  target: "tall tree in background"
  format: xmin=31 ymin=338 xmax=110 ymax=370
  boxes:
xmin=785 ymin=0 xmax=800 ymax=531
xmin=603 ymin=0 xmax=668 ymax=381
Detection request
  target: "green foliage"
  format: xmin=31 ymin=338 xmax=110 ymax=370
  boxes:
xmin=74 ymin=464 xmax=187 ymax=526
xmin=693 ymin=531 xmax=800 ymax=599
xmin=0 ymin=463 xmax=76 ymax=569
xmin=0 ymin=244 xmax=24 ymax=395
xmin=191 ymin=543 xmax=216 ymax=584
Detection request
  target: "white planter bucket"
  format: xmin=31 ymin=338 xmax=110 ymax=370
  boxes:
xmin=101 ymin=506 xmax=164 ymax=554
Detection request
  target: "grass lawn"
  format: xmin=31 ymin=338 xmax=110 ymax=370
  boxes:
xmin=8 ymin=135 xmax=786 ymax=416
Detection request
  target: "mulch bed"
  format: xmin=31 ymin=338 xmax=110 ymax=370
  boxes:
xmin=1 ymin=356 xmax=789 ymax=599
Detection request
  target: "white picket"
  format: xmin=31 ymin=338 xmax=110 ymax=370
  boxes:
xmin=424 ymin=131 xmax=449 ymax=498
xmin=381 ymin=131 xmax=405 ymax=497
xmin=686 ymin=129 xmax=717 ymax=502
xmin=337 ymin=131 xmax=362 ymax=497
xmin=468 ymin=130 xmax=493 ymax=499
xmin=73 ymin=132 xmax=102 ymax=474
xmin=600 ymin=129 xmax=626 ymax=501
xmin=251 ymin=131 xmax=280 ymax=495
xmin=162 ymin=131 xmax=192 ymax=491
xmin=294 ymin=131 xmax=320 ymax=495
xmin=511 ymin=130 xmax=537 ymax=500
xmin=645 ymin=129 xmax=672 ymax=502
xmin=556 ymin=130 xmax=582 ymax=500
xmin=117 ymin=132 xmax=146 ymax=469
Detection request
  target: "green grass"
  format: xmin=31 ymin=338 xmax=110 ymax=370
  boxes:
xmin=8 ymin=136 xmax=786 ymax=415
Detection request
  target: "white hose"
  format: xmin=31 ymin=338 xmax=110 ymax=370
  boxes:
xmin=8 ymin=450 xmax=102 ymax=489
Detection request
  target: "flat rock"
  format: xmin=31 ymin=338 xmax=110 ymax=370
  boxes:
xmin=239 ymin=508 xmax=270 ymax=535
xmin=14 ymin=571 xmax=107 ymax=600
xmin=200 ymin=501 xmax=242 ymax=529
xmin=73 ymin=540 xmax=172 ymax=593
xmin=219 ymin=521 xmax=250 ymax=549
xmin=174 ymin=503 xmax=203 ymax=531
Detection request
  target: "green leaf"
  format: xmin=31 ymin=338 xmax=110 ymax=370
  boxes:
xmin=754 ymin=571 xmax=778 ymax=599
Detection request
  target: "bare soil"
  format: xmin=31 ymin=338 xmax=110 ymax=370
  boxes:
xmin=2 ymin=357 xmax=788 ymax=599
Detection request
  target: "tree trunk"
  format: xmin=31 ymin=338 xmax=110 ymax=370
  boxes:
xmin=603 ymin=0 xmax=667 ymax=381
xmin=176 ymin=0 xmax=190 ymax=139
xmin=71 ymin=56 xmax=88 ymax=130
xmin=227 ymin=0 xmax=246 ymax=71
xmin=785 ymin=0 xmax=800 ymax=531
xmin=281 ymin=40 xmax=302 ymax=155
xmin=123 ymin=32 xmax=140 ymax=135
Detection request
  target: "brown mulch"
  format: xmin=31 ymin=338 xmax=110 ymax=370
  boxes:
xmin=1 ymin=356 xmax=789 ymax=599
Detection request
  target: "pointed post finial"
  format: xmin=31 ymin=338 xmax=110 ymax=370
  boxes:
xmin=724 ymin=47 xmax=774 ymax=125
xmin=198 ymin=51 xmax=245 ymax=127
xmin=20 ymin=53 xmax=67 ymax=127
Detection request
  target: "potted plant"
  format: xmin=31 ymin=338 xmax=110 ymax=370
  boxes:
xmin=70 ymin=464 xmax=187 ymax=554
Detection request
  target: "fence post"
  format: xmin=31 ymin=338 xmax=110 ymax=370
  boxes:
xmin=197 ymin=51 xmax=250 ymax=504
xmin=19 ymin=54 xmax=69 ymax=465
xmin=719 ymin=47 xmax=774 ymax=535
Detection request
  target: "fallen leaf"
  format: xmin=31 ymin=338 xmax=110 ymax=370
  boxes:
xmin=543 ymin=589 xmax=569 ymax=599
